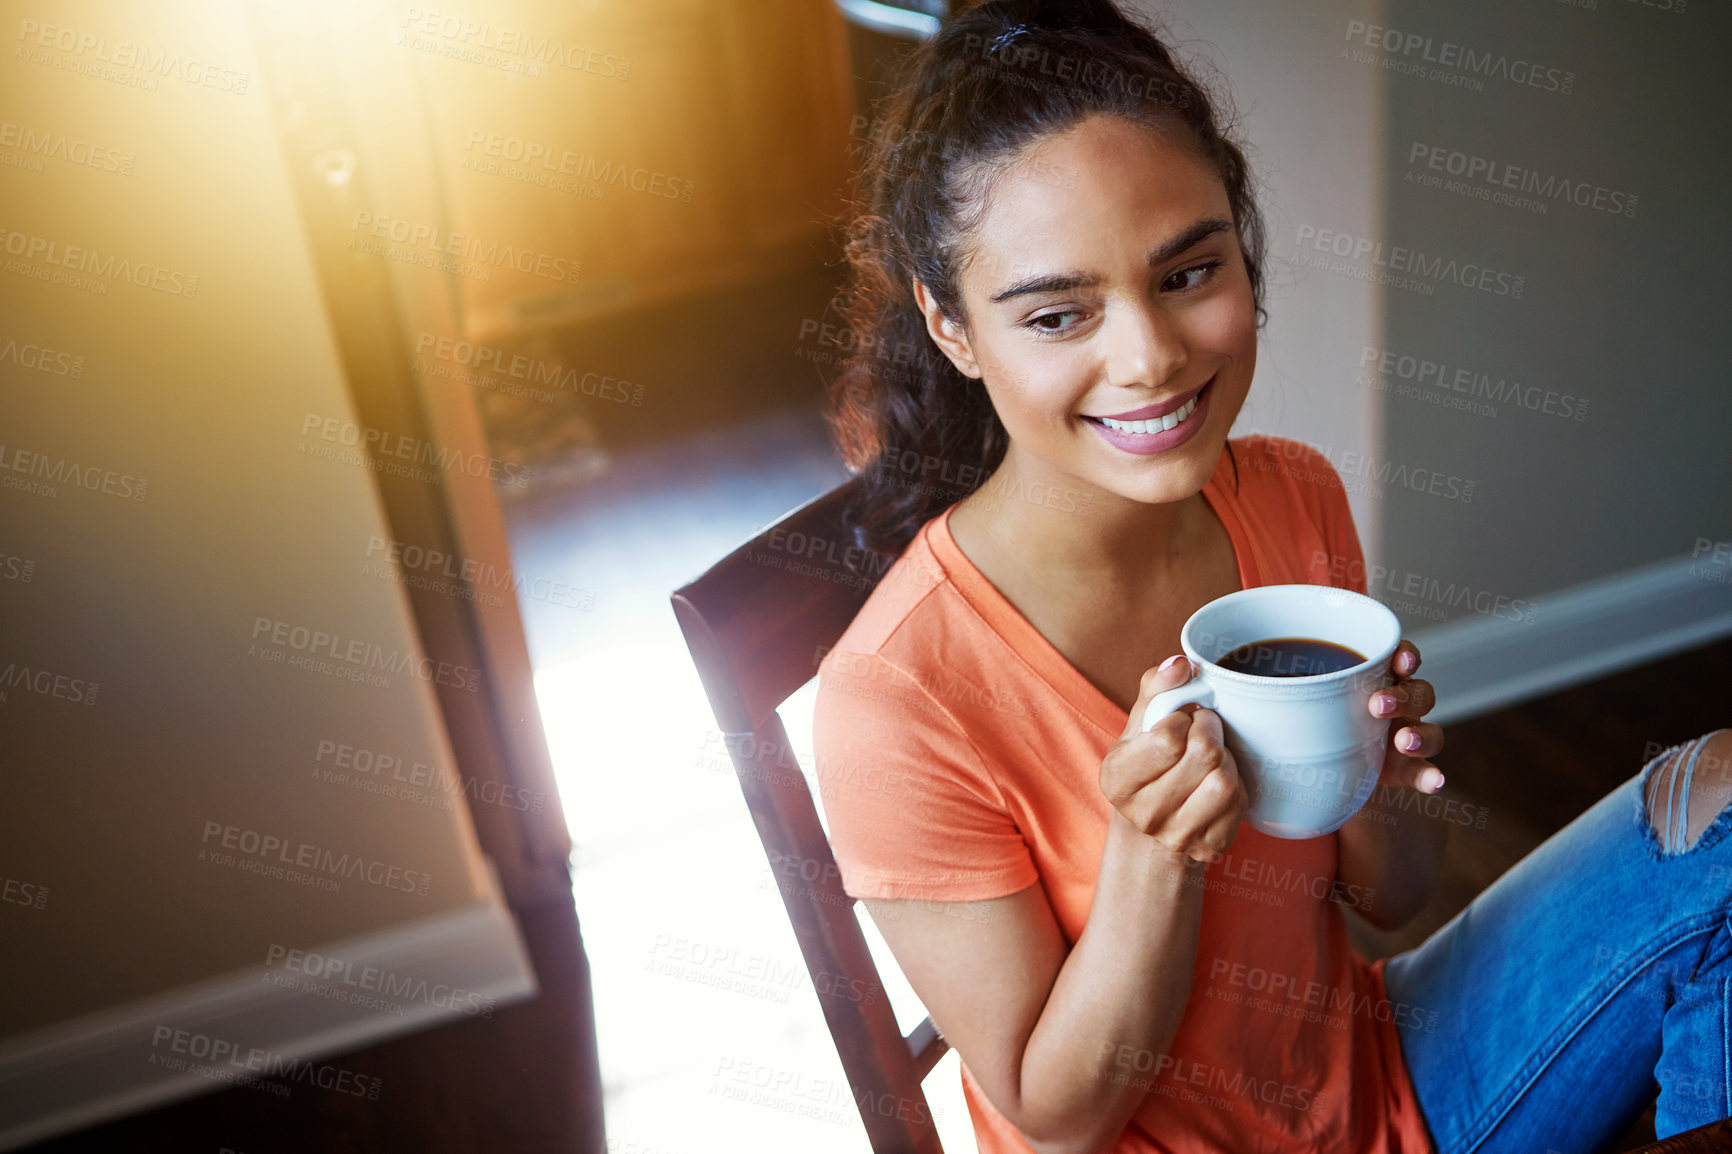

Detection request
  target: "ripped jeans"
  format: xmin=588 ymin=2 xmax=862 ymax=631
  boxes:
xmin=1384 ymin=731 xmax=1732 ymax=1154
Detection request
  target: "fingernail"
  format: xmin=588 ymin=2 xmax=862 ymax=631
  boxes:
xmin=1159 ymin=654 xmax=1186 ymax=673
xmin=1420 ymin=768 xmax=1445 ymax=793
xmin=1400 ymin=730 xmax=1422 ymax=752
xmin=1375 ymin=694 xmax=1397 ymax=716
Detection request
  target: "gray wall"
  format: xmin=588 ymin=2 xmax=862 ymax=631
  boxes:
xmin=1378 ymin=0 xmax=1732 ymax=604
xmin=1148 ymin=0 xmax=1394 ymax=565
xmin=1150 ymin=0 xmax=1729 ymax=633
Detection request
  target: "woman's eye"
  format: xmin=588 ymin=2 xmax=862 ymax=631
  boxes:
xmin=1163 ymin=260 xmax=1222 ymax=293
xmin=1025 ymin=310 xmax=1083 ymax=335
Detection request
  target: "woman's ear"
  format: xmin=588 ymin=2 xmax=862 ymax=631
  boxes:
xmin=912 ymin=279 xmax=982 ymax=379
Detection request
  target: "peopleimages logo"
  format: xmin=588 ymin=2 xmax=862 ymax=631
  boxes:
xmin=16 ymin=19 xmax=250 ymax=94
xmin=365 ymin=534 xmax=595 ymax=611
xmin=200 ymin=820 xmax=433 ymax=896
xmin=1099 ymin=1043 xmax=1324 ymax=1114
xmin=249 ymin=616 xmax=484 ymax=693
xmin=1242 ymin=433 xmax=1476 ymax=505
xmin=0 ymin=226 xmax=198 ymax=297
xmin=0 ymin=441 xmax=148 ymax=501
xmin=1689 ymin=538 xmax=1731 ymax=587
xmin=348 ymin=212 xmax=580 ymax=285
xmin=264 ymin=944 xmax=495 ymax=1018
xmin=959 ymin=33 xmax=1192 ymax=109
xmin=463 ymin=129 xmax=694 ymax=203
xmin=0 ymin=660 xmax=97 ymax=704
xmin=148 ymin=1027 xmax=381 ymax=1099
xmin=0 ymin=333 xmax=84 ymax=378
xmin=299 ymin=413 xmax=533 ymax=488
xmin=1311 ymin=551 xmax=1537 ymax=626
xmin=1205 ymin=959 xmax=1441 ymax=1034
xmin=2 ymin=874 xmax=48 ymax=911
xmin=1294 ymin=225 xmax=1525 ymax=299
xmin=0 ymin=551 xmax=34 ymax=583
xmin=413 ymin=332 xmax=643 ymax=406
xmin=1406 ymin=142 xmax=1638 ymax=219
xmin=1358 ymin=346 xmax=1588 ymax=422
xmin=396 ymin=8 xmax=631 ymax=81
xmin=1342 ymin=20 xmax=1575 ymax=94
xmin=0 ymin=120 xmax=134 ymax=175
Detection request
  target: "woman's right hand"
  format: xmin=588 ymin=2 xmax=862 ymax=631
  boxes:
xmin=1100 ymin=655 xmax=1248 ymax=864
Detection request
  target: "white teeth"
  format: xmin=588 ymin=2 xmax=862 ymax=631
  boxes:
xmin=1099 ymin=396 xmax=1197 ymax=433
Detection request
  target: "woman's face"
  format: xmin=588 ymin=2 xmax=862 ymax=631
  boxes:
xmin=917 ymin=113 xmax=1257 ymax=508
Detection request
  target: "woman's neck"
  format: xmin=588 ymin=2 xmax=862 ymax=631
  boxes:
xmin=953 ymin=446 xmax=1206 ymax=586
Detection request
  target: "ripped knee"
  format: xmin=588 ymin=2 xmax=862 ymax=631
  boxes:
xmin=1643 ymin=729 xmax=1732 ymax=856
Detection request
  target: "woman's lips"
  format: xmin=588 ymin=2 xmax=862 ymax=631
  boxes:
xmin=1091 ymin=381 xmax=1207 ymax=423
xmin=1083 ymin=378 xmax=1213 ymax=456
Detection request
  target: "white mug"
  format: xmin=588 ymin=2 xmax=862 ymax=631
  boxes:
xmin=1140 ymin=584 xmax=1402 ymax=839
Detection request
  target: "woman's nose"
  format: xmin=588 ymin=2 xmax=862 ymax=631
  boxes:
xmin=1103 ymin=300 xmax=1188 ymax=391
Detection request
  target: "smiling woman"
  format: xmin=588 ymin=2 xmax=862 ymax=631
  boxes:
xmin=911 ymin=117 xmax=1246 ymax=508
xmin=828 ymin=1 xmax=1266 ymax=561
xmin=814 ymin=3 xmax=1448 ymax=1151
xmin=810 ymin=2 xmax=1732 ymax=1154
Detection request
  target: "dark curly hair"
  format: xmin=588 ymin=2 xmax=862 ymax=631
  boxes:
xmin=827 ymin=0 xmax=1265 ymax=570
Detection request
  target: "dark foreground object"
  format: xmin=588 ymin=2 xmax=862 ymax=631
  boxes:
xmin=20 ymin=890 xmax=606 ymax=1154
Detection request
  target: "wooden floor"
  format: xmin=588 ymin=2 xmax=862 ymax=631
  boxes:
xmin=1345 ymin=635 xmax=1732 ymax=1153
xmin=473 ymin=261 xmax=842 ymax=502
xmin=1347 ymin=636 xmax=1732 ymax=960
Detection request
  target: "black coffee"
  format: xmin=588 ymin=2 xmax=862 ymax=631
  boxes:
xmin=1216 ymin=637 xmax=1366 ymax=678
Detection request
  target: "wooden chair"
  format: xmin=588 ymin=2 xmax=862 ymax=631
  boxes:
xmin=670 ymin=476 xmax=1730 ymax=1154
xmin=671 ymin=475 xmax=948 ymax=1153
xmin=1628 ymin=1118 xmax=1732 ymax=1152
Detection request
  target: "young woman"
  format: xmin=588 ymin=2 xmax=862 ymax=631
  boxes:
xmin=811 ymin=2 xmax=1732 ymax=1153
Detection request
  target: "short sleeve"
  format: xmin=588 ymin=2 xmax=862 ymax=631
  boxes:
xmin=812 ymin=649 xmax=1040 ymax=903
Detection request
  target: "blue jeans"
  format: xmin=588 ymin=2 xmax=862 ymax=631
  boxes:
xmin=1384 ymin=733 xmax=1732 ymax=1154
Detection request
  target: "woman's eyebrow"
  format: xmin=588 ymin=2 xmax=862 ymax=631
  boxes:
xmin=1150 ymin=218 xmax=1233 ymax=265
xmin=987 ymin=217 xmax=1235 ymax=305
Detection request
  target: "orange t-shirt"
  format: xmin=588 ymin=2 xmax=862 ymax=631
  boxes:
xmin=812 ymin=435 xmax=1433 ymax=1154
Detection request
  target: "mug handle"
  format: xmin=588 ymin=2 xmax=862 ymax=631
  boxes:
xmin=1141 ymin=681 xmax=1216 ymax=733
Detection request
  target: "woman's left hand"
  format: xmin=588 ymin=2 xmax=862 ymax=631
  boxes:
xmin=1369 ymin=640 xmax=1445 ymax=794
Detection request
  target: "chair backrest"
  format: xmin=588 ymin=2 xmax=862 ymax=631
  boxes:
xmin=671 ymin=476 xmax=948 ymax=1154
